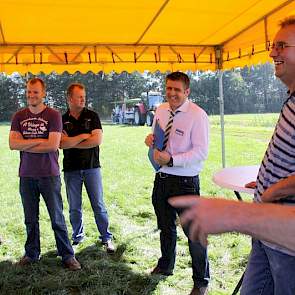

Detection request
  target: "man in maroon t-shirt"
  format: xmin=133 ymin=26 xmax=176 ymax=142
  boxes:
xmin=9 ymin=78 xmax=80 ymax=270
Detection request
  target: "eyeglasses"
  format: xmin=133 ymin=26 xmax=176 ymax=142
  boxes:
xmin=271 ymin=41 xmax=295 ymax=51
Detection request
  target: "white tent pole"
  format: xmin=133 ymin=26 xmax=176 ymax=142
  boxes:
xmin=218 ymin=70 xmax=226 ymax=168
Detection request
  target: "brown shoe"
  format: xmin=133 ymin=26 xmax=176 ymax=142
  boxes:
xmin=17 ymin=256 xmax=36 ymax=266
xmin=189 ymin=286 xmax=208 ymax=295
xmin=63 ymin=257 xmax=81 ymax=271
xmin=150 ymin=265 xmax=173 ymax=276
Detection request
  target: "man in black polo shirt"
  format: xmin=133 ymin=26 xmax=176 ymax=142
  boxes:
xmin=60 ymin=83 xmax=114 ymax=253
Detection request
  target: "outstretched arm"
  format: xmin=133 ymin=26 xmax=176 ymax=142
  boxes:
xmin=169 ymin=196 xmax=295 ymax=252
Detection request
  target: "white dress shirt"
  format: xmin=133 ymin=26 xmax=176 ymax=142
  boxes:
xmin=153 ymin=99 xmax=209 ymax=176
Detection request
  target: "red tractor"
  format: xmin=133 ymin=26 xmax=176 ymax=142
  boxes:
xmin=111 ymin=91 xmax=164 ymax=126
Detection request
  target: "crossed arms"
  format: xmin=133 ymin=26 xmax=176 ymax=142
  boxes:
xmin=9 ymin=128 xmax=102 ymax=152
xmin=60 ymin=129 xmax=102 ymax=149
xmin=9 ymin=131 xmax=61 ymax=153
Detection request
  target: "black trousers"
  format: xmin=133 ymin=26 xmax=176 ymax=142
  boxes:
xmin=152 ymin=172 xmax=210 ymax=287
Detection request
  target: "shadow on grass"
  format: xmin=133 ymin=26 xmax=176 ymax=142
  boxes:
xmin=0 ymin=243 xmax=164 ymax=295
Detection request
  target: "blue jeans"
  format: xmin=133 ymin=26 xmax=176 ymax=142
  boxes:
xmin=152 ymin=173 xmax=210 ymax=288
xmin=64 ymin=168 xmax=112 ymax=243
xmin=19 ymin=176 xmax=74 ymax=262
xmin=241 ymin=239 xmax=295 ymax=295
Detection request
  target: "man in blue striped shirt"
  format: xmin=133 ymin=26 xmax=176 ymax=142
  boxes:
xmin=240 ymin=16 xmax=295 ymax=295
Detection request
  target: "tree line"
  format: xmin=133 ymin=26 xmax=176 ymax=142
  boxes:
xmin=0 ymin=63 xmax=287 ymax=121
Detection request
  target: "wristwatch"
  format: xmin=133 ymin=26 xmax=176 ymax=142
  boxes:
xmin=167 ymin=156 xmax=173 ymax=167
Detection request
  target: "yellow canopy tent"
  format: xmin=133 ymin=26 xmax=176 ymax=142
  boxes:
xmin=1 ymin=0 xmax=294 ymax=167
xmin=0 ymin=0 xmax=295 ymax=74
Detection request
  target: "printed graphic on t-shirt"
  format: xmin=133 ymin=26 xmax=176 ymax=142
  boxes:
xmin=20 ymin=117 xmax=49 ymax=138
xmin=84 ymin=118 xmax=91 ymax=130
xmin=63 ymin=118 xmax=92 ymax=135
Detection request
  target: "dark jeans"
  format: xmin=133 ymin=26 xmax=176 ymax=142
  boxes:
xmin=19 ymin=176 xmax=74 ymax=262
xmin=152 ymin=172 xmax=210 ymax=288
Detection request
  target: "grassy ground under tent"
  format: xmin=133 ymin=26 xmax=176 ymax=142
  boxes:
xmin=0 ymin=113 xmax=278 ymax=294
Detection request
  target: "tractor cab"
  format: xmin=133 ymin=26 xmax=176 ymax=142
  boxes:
xmin=142 ymin=91 xmax=163 ymax=111
xmin=142 ymin=91 xmax=164 ymax=126
xmin=111 ymin=92 xmax=164 ymax=126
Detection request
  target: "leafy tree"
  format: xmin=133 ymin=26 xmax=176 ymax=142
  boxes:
xmin=0 ymin=73 xmax=24 ymax=121
xmin=0 ymin=64 xmax=290 ymax=122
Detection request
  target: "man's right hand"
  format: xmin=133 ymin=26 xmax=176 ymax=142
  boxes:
xmin=144 ymin=133 xmax=154 ymax=147
xmin=168 ymin=196 xmax=240 ymax=247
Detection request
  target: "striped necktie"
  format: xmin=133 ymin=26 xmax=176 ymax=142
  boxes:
xmin=162 ymin=110 xmax=179 ymax=151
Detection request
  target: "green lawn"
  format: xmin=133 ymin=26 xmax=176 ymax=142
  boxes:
xmin=0 ymin=113 xmax=278 ymax=294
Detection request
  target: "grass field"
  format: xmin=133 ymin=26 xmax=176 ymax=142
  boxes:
xmin=0 ymin=113 xmax=278 ymax=295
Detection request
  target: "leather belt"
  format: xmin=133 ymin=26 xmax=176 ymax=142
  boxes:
xmin=156 ymin=172 xmax=196 ymax=179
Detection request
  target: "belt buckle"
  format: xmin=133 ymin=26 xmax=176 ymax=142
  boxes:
xmin=159 ymin=172 xmax=168 ymax=179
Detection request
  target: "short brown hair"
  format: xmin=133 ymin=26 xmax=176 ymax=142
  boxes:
xmin=27 ymin=77 xmax=46 ymax=91
xmin=166 ymin=72 xmax=190 ymax=89
xmin=279 ymin=16 xmax=295 ymax=28
xmin=67 ymin=83 xmax=85 ymax=98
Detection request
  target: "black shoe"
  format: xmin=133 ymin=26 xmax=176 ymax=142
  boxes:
xmin=150 ymin=266 xmax=173 ymax=276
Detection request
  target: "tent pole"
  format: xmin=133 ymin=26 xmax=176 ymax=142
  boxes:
xmin=218 ymin=70 xmax=225 ymax=168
